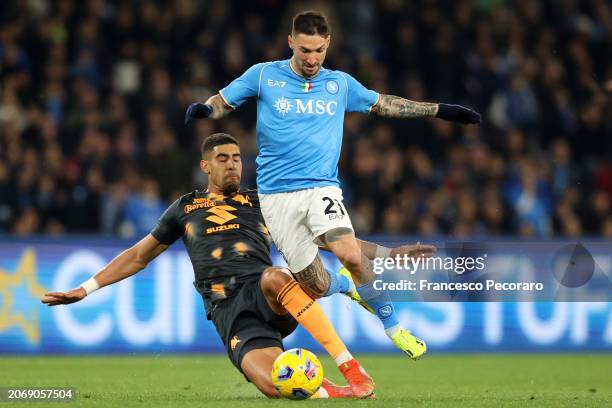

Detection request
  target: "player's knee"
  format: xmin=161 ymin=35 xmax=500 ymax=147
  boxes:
xmin=261 ymin=267 xmax=292 ymax=298
xmin=259 ymin=382 xmax=281 ymax=399
xmin=249 ymin=374 xmax=280 ymax=398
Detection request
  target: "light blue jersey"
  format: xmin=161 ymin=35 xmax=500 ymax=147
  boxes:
xmin=220 ymin=59 xmax=379 ymax=193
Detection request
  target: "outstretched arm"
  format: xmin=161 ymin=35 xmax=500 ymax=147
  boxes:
xmin=42 ymin=234 xmax=169 ymax=306
xmin=371 ymin=94 xmax=481 ymax=124
xmin=356 ymin=238 xmax=437 ymax=260
xmin=204 ymin=94 xmax=234 ymax=119
xmin=371 ymin=95 xmax=439 ymax=119
xmin=184 ymin=94 xmax=233 ymax=126
xmin=319 ymin=236 xmax=436 ymax=260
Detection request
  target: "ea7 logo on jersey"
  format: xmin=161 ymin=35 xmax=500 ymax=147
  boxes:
xmin=267 ymin=79 xmax=286 ymax=87
xmin=295 ymin=99 xmax=337 ymax=115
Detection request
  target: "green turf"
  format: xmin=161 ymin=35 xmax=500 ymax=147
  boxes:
xmin=1 ymin=354 xmax=610 ymax=407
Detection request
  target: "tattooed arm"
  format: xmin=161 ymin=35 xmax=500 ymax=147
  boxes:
xmin=371 ymin=94 xmax=439 ymax=119
xmin=371 ymin=94 xmax=482 ymax=124
xmin=318 ymin=236 xmax=436 ymax=261
xmin=204 ymin=94 xmax=233 ymax=119
xmin=184 ymin=94 xmax=233 ymax=126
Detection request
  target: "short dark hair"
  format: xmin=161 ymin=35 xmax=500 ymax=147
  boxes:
xmin=201 ymin=133 xmax=239 ymax=158
xmin=292 ymin=11 xmax=330 ymax=37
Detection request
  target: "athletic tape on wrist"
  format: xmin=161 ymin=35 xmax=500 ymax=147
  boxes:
xmin=81 ymin=277 xmax=100 ymax=295
xmin=375 ymin=246 xmax=392 ymax=259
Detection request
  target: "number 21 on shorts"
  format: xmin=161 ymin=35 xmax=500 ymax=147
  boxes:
xmin=322 ymin=196 xmax=346 ymax=219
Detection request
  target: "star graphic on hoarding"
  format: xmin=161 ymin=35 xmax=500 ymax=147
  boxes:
xmin=0 ymin=248 xmax=46 ymax=345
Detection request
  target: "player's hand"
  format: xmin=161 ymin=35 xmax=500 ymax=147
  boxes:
xmin=41 ymin=287 xmax=87 ymax=306
xmin=184 ymin=102 xmax=213 ymax=127
xmin=390 ymin=243 xmax=437 ymax=259
xmin=436 ymin=103 xmax=481 ymax=124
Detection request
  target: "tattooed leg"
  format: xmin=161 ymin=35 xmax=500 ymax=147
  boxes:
xmin=292 ymin=254 xmax=330 ymax=298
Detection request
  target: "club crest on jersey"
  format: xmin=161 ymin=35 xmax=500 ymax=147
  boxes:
xmin=325 ymin=80 xmax=338 ymax=94
xmin=378 ymin=305 xmax=393 ymax=318
xmin=302 ymin=82 xmax=313 ymax=92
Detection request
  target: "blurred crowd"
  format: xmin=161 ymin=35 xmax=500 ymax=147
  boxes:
xmin=0 ymin=0 xmax=611 ymax=238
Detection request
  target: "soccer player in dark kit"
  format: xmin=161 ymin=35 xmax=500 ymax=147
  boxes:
xmin=44 ymin=133 xmax=426 ymax=399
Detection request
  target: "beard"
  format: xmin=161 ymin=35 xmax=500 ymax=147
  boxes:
xmin=222 ymin=180 xmax=240 ymax=195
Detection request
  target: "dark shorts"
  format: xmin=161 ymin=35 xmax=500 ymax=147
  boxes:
xmin=209 ymin=275 xmax=298 ymax=373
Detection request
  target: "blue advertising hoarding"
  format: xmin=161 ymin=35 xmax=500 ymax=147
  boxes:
xmin=0 ymin=237 xmax=611 ymax=354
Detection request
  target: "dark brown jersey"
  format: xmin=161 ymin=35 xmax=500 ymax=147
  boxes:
xmin=151 ymin=189 xmax=273 ymax=315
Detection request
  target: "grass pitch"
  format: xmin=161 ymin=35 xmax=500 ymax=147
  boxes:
xmin=1 ymin=354 xmax=610 ymax=407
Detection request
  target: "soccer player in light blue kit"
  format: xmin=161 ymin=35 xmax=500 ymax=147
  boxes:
xmin=185 ymin=11 xmax=479 ymax=364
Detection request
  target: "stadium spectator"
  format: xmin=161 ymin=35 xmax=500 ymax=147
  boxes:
xmin=0 ymin=0 xmax=610 ymax=237
xmin=119 ymin=177 xmax=165 ymax=239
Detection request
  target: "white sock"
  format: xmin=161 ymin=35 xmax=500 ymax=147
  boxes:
xmin=334 ymin=349 xmax=353 ymax=366
xmin=314 ymin=386 xmax=329 ymax=399
xmin=384 ymin=324 xmax=401 ymax=338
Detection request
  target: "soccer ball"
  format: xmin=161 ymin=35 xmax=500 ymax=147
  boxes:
xmin=271 ymin=348 xmax=324 ymax=399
